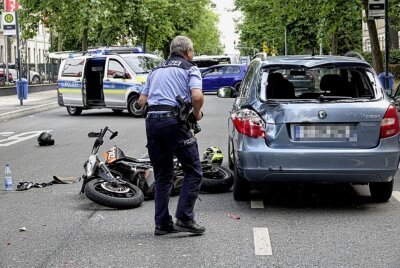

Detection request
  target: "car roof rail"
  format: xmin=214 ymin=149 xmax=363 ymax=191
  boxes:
xmin=344 ymin=51 xmax=365 ymax=61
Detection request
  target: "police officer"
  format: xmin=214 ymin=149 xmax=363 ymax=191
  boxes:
xmin=138 ymin=36 xmax=205 ymax=236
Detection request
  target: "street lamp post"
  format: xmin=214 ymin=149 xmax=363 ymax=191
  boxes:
xmin=15 ymin=11 xmax=23 ymax=105
xmin=384 ymin=0 xmax=390 ymax=93
xmin=284 ymin=26 xmax=287 ymax=55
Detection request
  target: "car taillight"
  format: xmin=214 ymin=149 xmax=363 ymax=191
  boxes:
xmin=380 ymin=104 xmax=399 ymax=139
xmin=232 ymin=109 xmax=266 ymax=139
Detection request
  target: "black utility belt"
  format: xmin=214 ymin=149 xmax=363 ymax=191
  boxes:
xmin=146 ymin=112 xmax=176 ymax=119
xmin=147 ymin=105 xmax=177 ymax=112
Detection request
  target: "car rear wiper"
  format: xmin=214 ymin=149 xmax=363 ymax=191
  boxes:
xmin=317 ymin=95 xmax=352 ymax=102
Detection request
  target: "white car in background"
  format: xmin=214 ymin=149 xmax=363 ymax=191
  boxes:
xmin=7 ymin=69 xmax=41 ymax=84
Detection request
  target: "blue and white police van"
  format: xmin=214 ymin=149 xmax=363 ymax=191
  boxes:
xmin=56 ymin=47 xmax=163 ymax=117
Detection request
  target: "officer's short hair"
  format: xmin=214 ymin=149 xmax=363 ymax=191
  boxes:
xmin=170 ymin=36 xmax=193 ymax=57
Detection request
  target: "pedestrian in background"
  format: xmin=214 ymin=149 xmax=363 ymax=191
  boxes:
xmin=138 ymin=35 xmax=205 ymax=236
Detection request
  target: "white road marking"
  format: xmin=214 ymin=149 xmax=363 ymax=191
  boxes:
xmin=392 ymin=191 xmax=400 ymax=202
xmin=0 ymin=130 xmax=51 ymax=147
xmin=253 ymin=227 xmax=272 ymax=256
xmin=96 ymin=213 xmax=105 ymax=220
xmin=251 ymin=200 xmax=264 ymax=208
xmin=0 ymin=132 xmax=14 ymax=137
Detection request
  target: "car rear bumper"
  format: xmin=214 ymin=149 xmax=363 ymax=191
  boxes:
xmin=239 ymin=169 xmax=396 ymax=183
xmin=235 ymin=136 xmax=400 ymax=183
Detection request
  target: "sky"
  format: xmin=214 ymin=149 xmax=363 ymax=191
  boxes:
xmin=212 ymin=0 xmax=241 ymax=55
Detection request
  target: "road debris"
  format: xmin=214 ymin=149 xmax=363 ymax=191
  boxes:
xmin=16 ymin=176 xmax=79 ymax=191
xmin=227 ymin=213 xmax=240 ymax=220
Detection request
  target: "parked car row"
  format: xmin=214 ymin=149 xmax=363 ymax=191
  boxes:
xmin=0 ymin=64 xmax=42 ymax=84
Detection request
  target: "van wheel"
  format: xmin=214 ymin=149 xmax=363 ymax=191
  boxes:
xmin=128 ymin=96 xmax=143 ymax=117
xmin=67 ymin=107 xmax=82 ymax=116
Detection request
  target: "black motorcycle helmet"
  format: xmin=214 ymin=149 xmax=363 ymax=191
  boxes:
xmin=37 ymin=131 xmax=55 ymax=146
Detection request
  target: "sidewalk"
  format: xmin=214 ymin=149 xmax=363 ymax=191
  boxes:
xmin=0 ymin=89 xmax=59 ymax=122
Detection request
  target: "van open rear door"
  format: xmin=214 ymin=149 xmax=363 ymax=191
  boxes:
xmin=57 ymin=58 xmax=86 ymax=109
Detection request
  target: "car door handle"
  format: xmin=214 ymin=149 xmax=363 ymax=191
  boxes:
xmin=104 ymin=79 xmax=110 ymax=82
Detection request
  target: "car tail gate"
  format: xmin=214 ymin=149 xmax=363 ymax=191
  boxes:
xmin=261 ymin=103 xmax=396 ymax=149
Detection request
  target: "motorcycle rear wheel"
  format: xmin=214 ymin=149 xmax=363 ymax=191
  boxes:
xmin=200 ymin=165 xmax=234 ymax=193
xmin=84 ymin=178 xmax=144 ymax=209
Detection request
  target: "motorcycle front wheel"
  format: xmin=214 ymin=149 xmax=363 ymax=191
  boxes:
xmin=200 ymin=165 xmax=234 ymax=193
xmin=84 ymin=178 xmax=144 ymax=209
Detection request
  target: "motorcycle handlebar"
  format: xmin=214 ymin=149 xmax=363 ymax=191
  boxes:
xmin=100 ymin=126 xmax=109 ymax=138
xmin=110 ymin=131 xmax=118 ymax=140
xmin=89 ymin=127 xmax=118 ymax=154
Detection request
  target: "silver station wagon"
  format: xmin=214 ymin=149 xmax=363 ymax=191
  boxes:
xmin=218 ymin=55 xmax=400 ymax=202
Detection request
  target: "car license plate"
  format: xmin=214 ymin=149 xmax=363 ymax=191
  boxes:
xmin=292 ymin=124 xmax=357 ymax=141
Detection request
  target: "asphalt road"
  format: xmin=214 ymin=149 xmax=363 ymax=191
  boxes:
xmin=1 ymin=94 xmax=400 ymax=267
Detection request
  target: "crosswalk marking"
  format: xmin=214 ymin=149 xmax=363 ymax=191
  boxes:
xmin=253 ymin=227 xmax=272 ymax=255
xmin=392 ymin=191 xmax=400 ymax=202
xmin=251 ymin=200 xmax=264 ymax=208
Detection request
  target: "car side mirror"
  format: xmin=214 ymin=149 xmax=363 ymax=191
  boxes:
xmin=217 ymin=86 xmax=238 ymax=98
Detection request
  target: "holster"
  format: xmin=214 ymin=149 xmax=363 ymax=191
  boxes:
xmin=142 ymin=103 xmax=149 ymax=118
xmin=176 ymin=96 xmax=191 ymax=125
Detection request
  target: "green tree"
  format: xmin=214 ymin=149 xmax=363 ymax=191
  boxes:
xmin=17 ymin=0 xmax=222 ymax=57
xmin=235 ymin=0 xmax=362 ymax=56
xmin=185 ymin=6 xmax=223 ymax=55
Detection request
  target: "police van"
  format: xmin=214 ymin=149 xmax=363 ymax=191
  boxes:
xmin=56 ymin=47 xmax=163 ymax=117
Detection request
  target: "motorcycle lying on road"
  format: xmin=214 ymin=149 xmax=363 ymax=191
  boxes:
xmin=81 ymin=126 xmax=233 ymax=209
xmin=103 ymin=145 xmax=234 ymax=199
xmin=80 ymin=126 xmax=145 ymax=209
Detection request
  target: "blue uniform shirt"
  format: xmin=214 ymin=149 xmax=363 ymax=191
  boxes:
xmin=142 ymin=60 xmax=202 ymax=106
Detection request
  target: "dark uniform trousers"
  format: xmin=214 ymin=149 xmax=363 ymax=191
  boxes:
xmin=145 ymin=116 xmax=203 ymax=226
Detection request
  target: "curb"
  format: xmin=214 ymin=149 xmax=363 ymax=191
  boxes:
xmin=0 ymin=102 xmax=60 ymax=122
xmin=0 ymin=84 xmax=57 ymax=97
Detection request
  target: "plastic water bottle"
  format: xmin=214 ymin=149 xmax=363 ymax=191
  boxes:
xmin=4 ymin=164 xmax=13 ymax=191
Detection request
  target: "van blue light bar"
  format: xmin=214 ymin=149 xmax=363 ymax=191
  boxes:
xmin=87 ymin=46 xmax=144 ymax=55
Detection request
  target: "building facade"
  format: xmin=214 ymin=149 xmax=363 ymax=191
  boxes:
xmin=362 ymin=18 xmax=400 ymax=52
xmin=0 ymin=21 xmax=51 ymax=76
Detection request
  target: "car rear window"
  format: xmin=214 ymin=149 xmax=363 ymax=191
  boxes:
xmin=259 ymin=66 xmax=377 ymax=101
